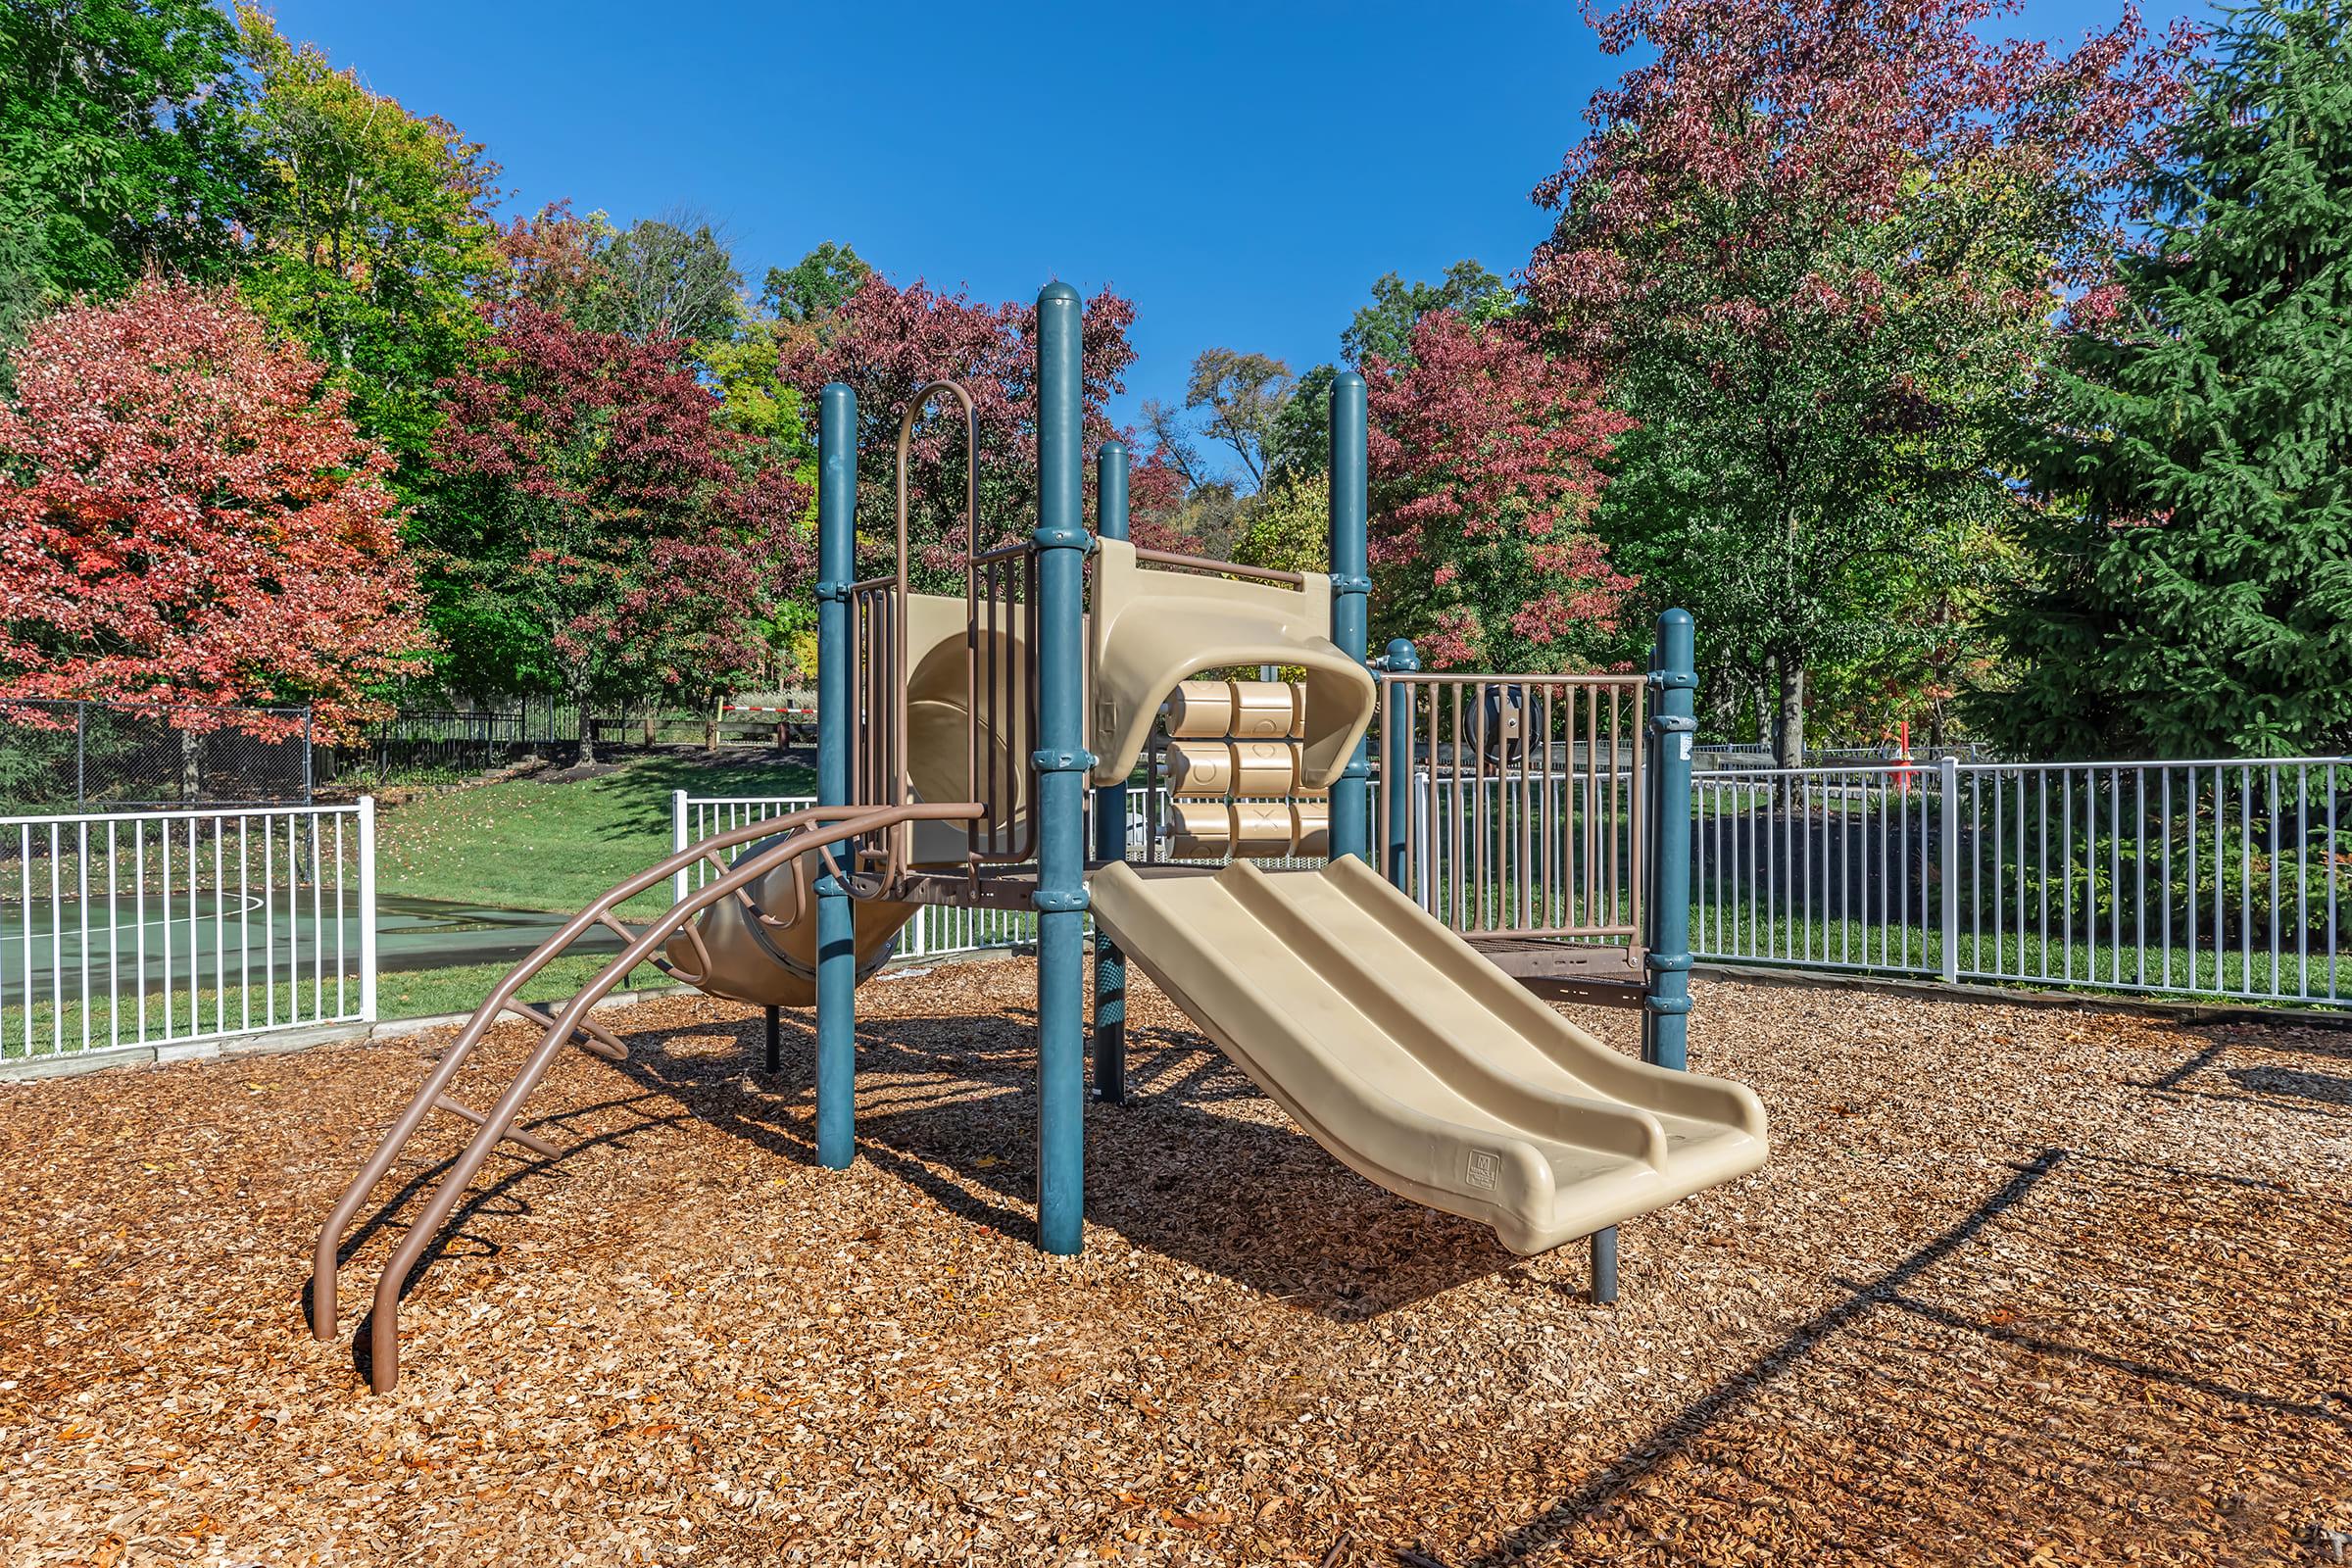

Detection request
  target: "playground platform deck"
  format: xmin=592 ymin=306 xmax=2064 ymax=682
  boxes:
xmin=0 ymin=966 xmax=2345 ymax=1566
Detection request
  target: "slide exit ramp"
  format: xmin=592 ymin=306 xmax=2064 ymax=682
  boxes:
xmin=1089 ymin=856 xmax=1766 ymax=1252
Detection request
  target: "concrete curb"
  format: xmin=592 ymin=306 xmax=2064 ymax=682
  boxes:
xmin=1691 ymin=959 xmax=2352 ymax=1030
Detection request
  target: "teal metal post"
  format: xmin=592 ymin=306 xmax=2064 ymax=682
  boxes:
xmin=1092 ymin=441 xmax=1130 ymax=1105
xmin=1328 ymin=370 xmax=1371 ymax=863
xmin=1642 ymin=609 xmax=1696 ymax=1070
xmin=1380 ymin=637 xmax=1418 ymax=887
xmin=814 ymin=383 xmax=858 ymax=1165
xmin=1032 ymin=283 xmax=1092 ymax=1254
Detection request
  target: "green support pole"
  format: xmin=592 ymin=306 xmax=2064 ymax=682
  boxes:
xmin=814 ymin=382 xmax=858 ymax=1167
xmin=1380 ymin=637 xmax=1419 ymax=887
xmin=1032 ymin=282 xmax=1092 ymax=1255
xmin=1092 ymin=440 xmax=1130 ymax=1106
xmin=1642 ymin=609 xmax=1696 ymax=1070
xmin=1328 ymin=370 xmax=1371 ymax=863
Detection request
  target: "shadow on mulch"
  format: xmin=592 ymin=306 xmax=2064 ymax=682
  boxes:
xmin=319 ymin=1004 xmax=1521 ymax=1384
xmin=2138 ymin=1020 xmax=2352 ymax=1117
xmin=1460 ymin=1139 xmax=2351 ymax=1566
xmin=618 ymin=1008 xmax=1522 ymax=1319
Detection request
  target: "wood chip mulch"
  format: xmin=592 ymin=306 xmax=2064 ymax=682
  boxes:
xmin=2 ymin=962 xmax=2347 ymax=1566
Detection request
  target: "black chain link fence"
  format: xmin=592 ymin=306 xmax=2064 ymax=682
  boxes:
xmin=0 ymin=700 xmax=314 ymax=812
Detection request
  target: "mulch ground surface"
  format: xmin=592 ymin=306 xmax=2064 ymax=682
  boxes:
xmin=2 ymin=963 xmax=2346 ymax=1566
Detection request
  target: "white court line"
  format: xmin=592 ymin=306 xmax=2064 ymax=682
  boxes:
xmin=0 ymin=893 xmax=272 ymax=950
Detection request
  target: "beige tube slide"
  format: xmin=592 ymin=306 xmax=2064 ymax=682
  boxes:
xmin=1089 ymin=856 xmax=1768 ymax=1252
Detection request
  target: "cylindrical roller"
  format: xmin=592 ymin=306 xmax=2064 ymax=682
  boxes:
xmin=1164 ymin=740 xmax=1235 ymax=797
xmin=1168 ymin=798 xmax=1235 ymax=859
xmin=1165 ymin=680 xmax=1235 ymax=739
xmin=1231 ymin=740 xmax=1299 ymax=795
xmin=1229 ymin=681 xmax=1299 ymax=739
xmin=1231 ymin=800 xmax=1298 ymax=858
xmin=1292 ymin=798 xmax=1330 ymax=858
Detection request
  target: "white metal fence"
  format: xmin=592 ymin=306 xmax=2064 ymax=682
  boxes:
xmin=1 ymin=801 xmax=375 ymax=1066
xmin=682 ymin=754 xmax=2349 ymax=1010
xmin=1693 ymin=758 xmax=2347 ymax=1005
xmin=671 ymin=793 xmax=1037 ymax=959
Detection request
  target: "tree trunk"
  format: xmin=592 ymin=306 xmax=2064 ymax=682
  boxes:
xmin=575 ymin=699 xmax=597 ymax=767
xmin=1774 ymin=662 xmax=1806 ymax=771
xmin=642 ymin=708 xmax=658 ymax=748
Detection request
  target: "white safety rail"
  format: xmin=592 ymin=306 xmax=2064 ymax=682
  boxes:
xmin=1692 ymin=758 xmax=2347 ymax=1005
xmin=671 ymin=792 xmax=1036 ymax=960
xmin=0 ymin=801 xmax=375 ymax=1067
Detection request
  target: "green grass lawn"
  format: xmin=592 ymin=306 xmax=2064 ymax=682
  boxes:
xmin=376 ymin=752 xmax=813 ymax=915
xmin=373 ymin=953 xmax=679 ymax=1022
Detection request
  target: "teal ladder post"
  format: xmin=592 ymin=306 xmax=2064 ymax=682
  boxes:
xmin=1642 ymin=608 xmax=1697 ymax=1071
xmin=814 ymin=383 xmax=858 ymax=1167
xmin=1328 ymin=371 xmax=1371 ymax=862
xmin=1032 ymin=283 xmax=1092 ymax=1254
xmin=1092 ymin=441 xmax=1130 ymax=1105
xmin=1379 ymin=637 xmax=1419 ymax=888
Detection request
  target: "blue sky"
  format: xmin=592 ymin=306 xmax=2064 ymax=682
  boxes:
xmin=258 ymin=0 xmax=2212 ymax=453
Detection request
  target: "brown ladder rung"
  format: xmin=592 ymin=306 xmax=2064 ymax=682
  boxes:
xmin=498 ymin=998 xmax=628 ymax=1062
xmin=432 ymin=1096 xmax=562 ymax=1159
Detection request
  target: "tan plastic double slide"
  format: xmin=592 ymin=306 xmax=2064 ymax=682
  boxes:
xmin=1090 ymin=856 xmax=1768 ymax=1252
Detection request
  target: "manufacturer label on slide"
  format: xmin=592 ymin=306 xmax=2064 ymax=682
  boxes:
xmin=1464 ymin=1149 xmax=1500 ymax=1192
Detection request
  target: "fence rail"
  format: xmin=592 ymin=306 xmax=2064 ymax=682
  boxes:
xmin=1 ymin=801 xmax=374 ymax=1066
xmin=1693 ymin=758 xmax=2347 ymax=1005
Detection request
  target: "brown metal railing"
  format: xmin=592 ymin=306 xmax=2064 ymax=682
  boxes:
xmin=965 ymin=541 xmax=1038 ymax=865
xmin=310 ymin=799 xmax=982 ymax=1393
xmin=844 ymin=380 xmax=981 ymax=891
xmin=1129 ymin=546 xmax=1308 ymax=589
xmin=1378 ymin=673 xmax=1646 ymax=941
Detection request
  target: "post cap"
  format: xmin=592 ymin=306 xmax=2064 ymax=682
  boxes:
xmin=1037 ymin=280 xmax=1082 ymax=307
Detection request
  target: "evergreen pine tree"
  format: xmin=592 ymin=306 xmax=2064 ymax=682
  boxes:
xmin=1982 ymin=0 xmax=2352 ymax=760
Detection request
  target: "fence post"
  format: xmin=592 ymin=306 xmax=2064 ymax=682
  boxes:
xmin=1642 ymin=610 xmax=1697 ymax=1070
xmin=75 ymin=702 xmax=87 ymax=808
xmin=358 ymin=796 xmax=378 ymax=1024
xmin=670 ymin=789 xmax=690 ymax=906
xmin=1938 ymin=755 xmax=1960 ymax=983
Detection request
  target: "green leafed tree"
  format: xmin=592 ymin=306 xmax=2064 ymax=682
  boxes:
xmin=0 ymin=0 xmax=255 ymax=351
xmin=1342 ymin=260 xmax=1513 ymax=368
xmin=1532 ymin=0 xmax=2193 ymax=763
xmin=1980 ymin=0 xmax=2352 ymax=760
xmin=234 ymin=6 xmax=503 ymax=469
xmin=762 ymin=241 xmax=870 ymax=326
xmin=604 ymin=212 xmax=742 ymax=344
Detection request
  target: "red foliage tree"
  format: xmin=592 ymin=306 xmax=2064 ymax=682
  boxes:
xmin=419 ymin=303 xmax=810 ymax=756
xmin=777 ymin=274 xmax=1144 ymax=584
xmin=1365 ymin=311 xmax=1637 ymax=672
xmin=0 ymin=278 xmax=429 ymax=740
xmin=1529 ymin=0 xmax=2199 ymax=346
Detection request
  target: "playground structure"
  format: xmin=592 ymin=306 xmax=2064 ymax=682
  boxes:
xmin=312 ymin=283 xmax=1767 ymax=1393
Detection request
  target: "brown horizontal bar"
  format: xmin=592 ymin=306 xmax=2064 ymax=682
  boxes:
xmin=1132 ymin=547 xmax=1307 ymax=587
